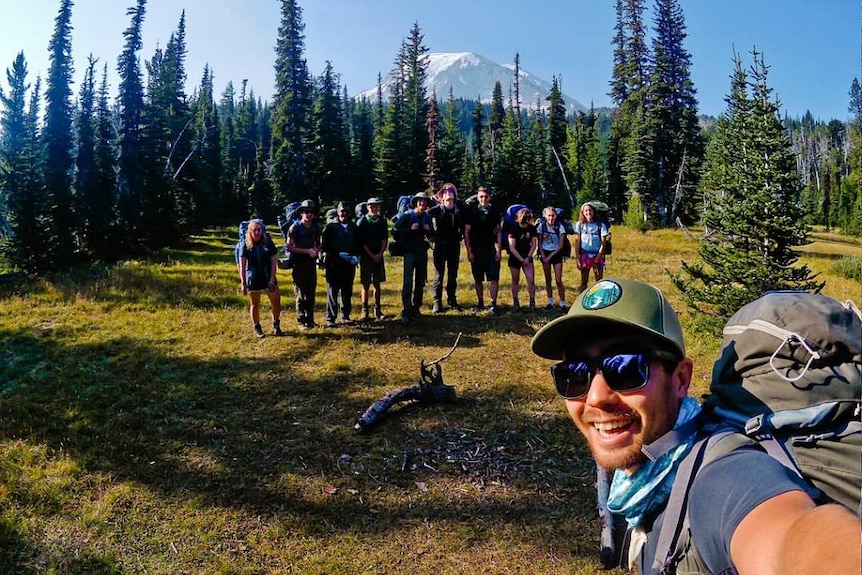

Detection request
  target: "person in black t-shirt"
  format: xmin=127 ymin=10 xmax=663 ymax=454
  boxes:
xmin=286 ymin=200 xmax=321 ymax=329
xmin=463 ymin=186 xmax=502 ymax=315
xmin=356 ymin=197 xmax=388 ymax=320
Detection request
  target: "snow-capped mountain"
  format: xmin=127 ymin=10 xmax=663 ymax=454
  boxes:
xmin=358 ymin=52 xmax=586 ymax=113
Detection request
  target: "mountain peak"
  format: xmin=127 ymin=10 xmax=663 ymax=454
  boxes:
xmin=359 ymin=52 xmax=586 ymax=113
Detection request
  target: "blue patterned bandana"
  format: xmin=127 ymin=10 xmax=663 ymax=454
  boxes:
xmin=606 ymin=397 xmax=702 ymax=529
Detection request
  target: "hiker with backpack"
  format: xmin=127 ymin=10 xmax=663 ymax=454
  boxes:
xmin=392 ymin=191 xmax=432 ymax=324
xmin=530 ymin=278 xmax=861 ymax=575
xmin=238 ymin=219 xmax=284 ymax=338
xmin=506 ymin=207 xmax=539 ymax=312
xmin=286 ymin=200 xmax=321 ymax=329
xmin=428 ymin=183 xmax=465 ymax=313
xmin=463 ymin=186 xmax=503 ymax=315
xmin=573 ymin=202 xmax=609 ymax=293
xmin=356 ymin=197 xmax=388 ymax=321
xmin=537 ymin=206 xmax=569 ymax=311
xmin=320 ymin=202 xmax=361 ymax=328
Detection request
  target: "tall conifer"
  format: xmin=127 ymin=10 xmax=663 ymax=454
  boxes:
xmin=672 ymin=51 xmax=822 ymax=328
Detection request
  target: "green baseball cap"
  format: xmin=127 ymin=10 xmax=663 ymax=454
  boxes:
xmin=531 ymin=278 xmax=686 ymax=360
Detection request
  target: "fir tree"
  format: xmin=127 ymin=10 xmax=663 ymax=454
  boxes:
xmin=116 ymin=0 xmax=147 ymax=246
xmin=0 ymin=54 xmax=45 ymax=271
xmin=190 ymin=64 xmax=222 ymax=226
xmin=646 ymin=0 xmax=702 ymax=225
xmin=425 ymin=90 xmax=441 ymax=191
xmin=271 ymin=0 xmax=313 ymax=204
xmin=91 ymin=64 xmax=119 ymax=259
xmin=437 ymin=89 xmax=465 ymax=188
xmin=308 ymin=61 xmax=349 ymax=205
xmin=488 ymin=81 xmax=505 ymax=162
xmin=672 ymin=50 xmax=822 ymax=329
xmin=43 ymin=0 xmax=77 ymax=263
xmin=74 ymin=56 xmax=98 ymax=255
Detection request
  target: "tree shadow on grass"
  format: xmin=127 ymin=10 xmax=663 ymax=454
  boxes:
xmin=0 ymin=321 xmax=603 ymax=572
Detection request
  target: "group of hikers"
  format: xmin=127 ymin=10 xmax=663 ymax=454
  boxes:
xmin=235 ymin=189 xmax=861 ymax=574
xmin=236 ymin=183 xmax=611 ymax=335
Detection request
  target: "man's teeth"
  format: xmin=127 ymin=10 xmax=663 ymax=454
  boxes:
xmin=594 ymin=420 xmax=631 ymax=432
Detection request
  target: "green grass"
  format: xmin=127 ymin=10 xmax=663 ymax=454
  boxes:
xmin=0 ymin=226 xmax=858 ymax=574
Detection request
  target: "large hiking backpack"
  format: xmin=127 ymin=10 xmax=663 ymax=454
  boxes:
xmin=649 ymin=291 xmax=862 ymax=573
xmin=502 ymin=203 xmax=530 ymax=253
xmin=234 ymin=219 xmax=266 ymax=264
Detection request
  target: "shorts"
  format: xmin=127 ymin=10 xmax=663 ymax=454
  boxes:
xmin=578 ymin=252 xmax=605 ymax=271
xmin=508 ymin=254 xmax=534 ymax=270
xmin=541 ymin=248 xmax=564 ymax=266
xmin=360 ymin=255 xmax=386 ymax=286
xmin=470 ymin=246 xmax=501 ymax=283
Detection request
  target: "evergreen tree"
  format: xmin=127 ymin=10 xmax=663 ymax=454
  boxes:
xmin=437 ymin=88 xmax=465 ymax=187
xmin=425 ymin=90 xmax=441 ymax=191
xmin=43 ymin=0 xmax=77 ymax=263
xmin=74 ymin=56 xmax=98 ymax=255
xmin=348 ymin=95 xmax=375 ymax=202
xmin=116 ymin=0 xmax=147 ymax=248
xmin=488 ymin=81 xmax=505 ymax=162
xmin=90 ymin=64 xmax=119 ymax=259
xmin=470 ymin=100 xmax=487 ymax=184
xmin=271 ymin=0 xmax=313 ymax=205
xmin=672 ymin=51 xmax=822 ymax=328
xmin=545 ymin=76 xmax=569 ymax=205
xmin=308 ymin=61 xmax=349 ymax=204
xmin=402 ymin=23 xmax=431 ymax=194
xmin=0 ymin=54 xmax=45 ymax=271
xmin=646 ymin=0 xmax=703 ymax=225
xmin=190 ymin=64 xmax=222 ymax=226
xmin=491 ymin=104 xmax=530 ymax=208
xmin=579 ymin=105 xmax=607 ymax=205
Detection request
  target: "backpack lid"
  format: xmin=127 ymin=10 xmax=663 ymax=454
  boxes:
xmin=706 ymin=291 xmax=862 ymax=416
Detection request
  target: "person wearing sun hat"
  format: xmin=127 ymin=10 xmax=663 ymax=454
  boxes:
xmin=356 ymin=196 xmax=389 ymax=320
xmin=530 ymin=277 xmax=859 ymax=575
xmin=392 ymin=191 xmax=432 ymax=323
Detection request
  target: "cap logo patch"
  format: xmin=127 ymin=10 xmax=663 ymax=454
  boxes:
xmin=581 ymin=280 xmax=622 ymax=310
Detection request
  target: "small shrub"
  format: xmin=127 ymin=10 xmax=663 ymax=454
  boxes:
xmin=623 ymin=193 xmax=648 ymax=233
xmin=831 ymin=256 xmax=862 ymax=283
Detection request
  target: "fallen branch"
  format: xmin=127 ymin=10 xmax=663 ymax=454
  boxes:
xmin=354 ymin=333 xmax=462 ymax=431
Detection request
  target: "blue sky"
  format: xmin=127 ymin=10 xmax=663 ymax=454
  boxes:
xmin=0 ymin=0 xmax=858 ymax=121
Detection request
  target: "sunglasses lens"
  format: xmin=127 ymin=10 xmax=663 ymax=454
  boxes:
xmin=551 ymin=353 xmax=651 ymax=399
xmin=601 ymin=354 xmax=650 ymax=391
xmin=551 ymin=361 xmax=591 ymax=399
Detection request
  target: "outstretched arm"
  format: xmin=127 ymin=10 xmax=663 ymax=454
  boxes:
xmin=731 ymin=490 xmax=861 ymax=575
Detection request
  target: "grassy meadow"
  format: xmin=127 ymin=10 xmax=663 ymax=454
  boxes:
xmin=0 ymin=225 xmax=859 ymax=574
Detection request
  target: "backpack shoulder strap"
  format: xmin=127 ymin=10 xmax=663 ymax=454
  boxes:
xmin=651 ymin=430 xmax=759 ymax=574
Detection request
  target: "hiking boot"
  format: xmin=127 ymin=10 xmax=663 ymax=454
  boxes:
xmin=374 ymin=306 xmax=386 ymax=320
xmin=360 ymin=307 xmax=370 ymax=321
xmin=325 ymin=320 xmax=337 ymax=329
xmin=253 ymin=324 xmax=265 ymax=339
xmin=471 ymin=304 xmax=485 ymax=315
xmin=432 ymin=301 xmax=443 ymax=314
xmin=529 ymin=299 xmax=536 ymax=311
xmin=512 ymin=301 xmax=521 ymax=312
xmin=544 ymin=302 xmax=555 ymax=311
xmin=449 ymin=301 xmax=463 ymax=312
xmin=490 ymin=305 xmax=502 ymax=316
xmin=341 ymin=318 xmax=356 ymax=326
xmin=559 ymin=300 xmax=568 ymax=311
xmin=272 ymin=320 xmax=285 ymax=337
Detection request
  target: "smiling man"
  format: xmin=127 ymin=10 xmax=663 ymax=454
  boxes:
xmin=531 ymin=278 xmax=860 ymax=575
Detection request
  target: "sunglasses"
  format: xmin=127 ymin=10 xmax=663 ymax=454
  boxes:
xmin=550 ymin=350 xmax=679 ymax=399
